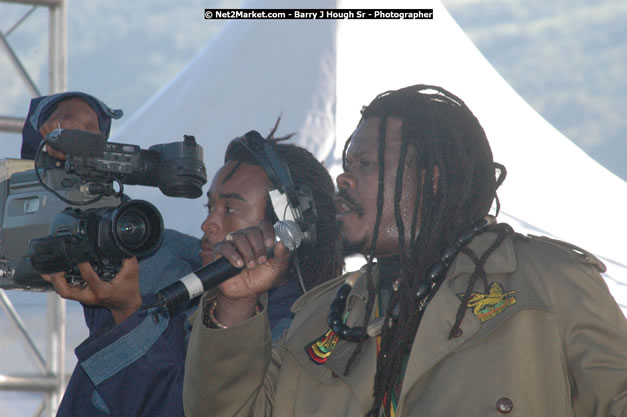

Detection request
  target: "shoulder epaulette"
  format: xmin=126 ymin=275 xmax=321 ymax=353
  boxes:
xmin=527 ymin=235 xmax=607 ymax=273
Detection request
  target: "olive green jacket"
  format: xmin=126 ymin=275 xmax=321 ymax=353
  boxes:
xmin=183 ymin=232 xmax=627 ymax=417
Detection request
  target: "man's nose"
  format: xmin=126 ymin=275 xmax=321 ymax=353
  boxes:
xmin=336 ymin=172 xmax=356 ymax=190
xmin=200 ymin=214 xmax=219 ymax=235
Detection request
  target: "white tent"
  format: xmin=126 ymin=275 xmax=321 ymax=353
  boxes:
xmin=114 ymin=0 xmax=627 ymax=315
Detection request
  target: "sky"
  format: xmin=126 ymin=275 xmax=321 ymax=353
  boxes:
xmin=2 ymin=0 xmax=625 ymax=180
xmin=444 ymin=0 xmax=627 ymax=181
xmin=0 ymin=0 xmax=625 ymax=415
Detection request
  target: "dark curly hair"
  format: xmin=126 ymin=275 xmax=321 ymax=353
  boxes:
xmin=223 ymin=120 xmax=344 ymax=290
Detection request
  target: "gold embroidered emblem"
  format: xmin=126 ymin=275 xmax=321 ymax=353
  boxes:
xmin=462 ymin=282 xmax=517 ymax=322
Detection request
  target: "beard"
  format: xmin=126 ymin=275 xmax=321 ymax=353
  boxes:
xmin=337 ymin=218 xmax=369 ymax=256
xmin=341 ymin=237 xmax=368 ymax=257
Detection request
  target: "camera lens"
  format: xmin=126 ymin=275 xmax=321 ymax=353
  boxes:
xmin=116 ymin=209 xmax=149 ymax=249
xmin=111 ymin=200 xmax=164 ymax=256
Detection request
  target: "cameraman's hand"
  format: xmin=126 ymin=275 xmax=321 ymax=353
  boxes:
xmin=41 ymin=257 xmax=142 ymax=324
xmin=39 ymin=97 xmax=100 ymax=161
xmin=212 ymin=219 xmax=292 ymax=327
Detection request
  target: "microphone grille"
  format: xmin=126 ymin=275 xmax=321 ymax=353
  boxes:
xmin=273 ymin=220 xmax=304 ymax=251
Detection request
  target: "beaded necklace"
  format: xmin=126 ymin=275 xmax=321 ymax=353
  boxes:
xmin=327 ymin=215 xmax=496 ymax=341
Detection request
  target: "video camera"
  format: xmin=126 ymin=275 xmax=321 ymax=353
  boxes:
xmin=0 ymin=129 xmax=207 ymax=290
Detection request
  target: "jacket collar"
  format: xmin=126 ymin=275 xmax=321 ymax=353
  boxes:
xmin=448 ymin=231 xmax=517 ymax=277
xmin=344 ymin=231 xmax=517 ymax=299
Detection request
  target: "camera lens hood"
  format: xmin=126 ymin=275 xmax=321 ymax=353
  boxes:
xmin=111 ymin=200 xmax=164 ymax=256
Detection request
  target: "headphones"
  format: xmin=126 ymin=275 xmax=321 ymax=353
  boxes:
xmin=225 ymin=130 xmax=318 ymax=248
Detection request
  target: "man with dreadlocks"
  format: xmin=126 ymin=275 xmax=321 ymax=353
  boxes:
xmin=183 ymin=84 xmax=627 ymax=417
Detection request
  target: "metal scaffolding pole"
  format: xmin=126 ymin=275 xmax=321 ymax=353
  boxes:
xmin=48 ymin=0 xmax=66 ymax=93
xmin=46 ymin=5 xmax=67 ymax=415
xmin=44 ymin=293 xmax=65 ymax=417
xmin=0 ymin=116 xmax=27 ymax=133
xmin=0 ymin=30 xmax=41 ymax=97
xmin=0 ymin=1 xmax=67 ymax=416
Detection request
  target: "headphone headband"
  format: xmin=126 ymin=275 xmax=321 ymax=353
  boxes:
xmin=226 ymin=130 xmax=317 ymax=247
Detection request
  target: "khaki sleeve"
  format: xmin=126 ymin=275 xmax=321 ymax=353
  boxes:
xmin=557 ymin=262 xmax=627 ymax=417
xmin=183 ymin=292 xmax=280 ymax=417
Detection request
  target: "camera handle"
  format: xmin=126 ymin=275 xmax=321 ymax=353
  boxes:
xmin=34 ymin=138 xmax=107 ymax=206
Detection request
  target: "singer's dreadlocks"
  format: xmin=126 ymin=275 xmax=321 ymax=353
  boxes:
xmin=341 ymin=85 xmax=508 ymax=416
xmin=224 ymin=119 xmax=344 ymax=290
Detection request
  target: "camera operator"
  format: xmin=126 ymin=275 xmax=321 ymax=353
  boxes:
xmin=22 ymin=92 xmax=201 ymax=319
xmin=21 ymin=93 xmax=344 ymax=416
xmin=21 ymin=92 xmax=201 ymax=416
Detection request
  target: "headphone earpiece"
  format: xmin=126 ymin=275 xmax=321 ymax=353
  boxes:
xmin=235 ymin=130 xmax=318 ymax=248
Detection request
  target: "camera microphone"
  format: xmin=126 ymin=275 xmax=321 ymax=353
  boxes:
xmin=155 ymin=220 xmax=303 ymax=312
xmin=46 ymin=129 xmax=107 ymax=157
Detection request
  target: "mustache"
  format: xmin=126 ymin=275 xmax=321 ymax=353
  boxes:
xmin=336 ymin=189 xmax=364 ymax=216
xmin=200 ymin=236 xmax=213 ymax=250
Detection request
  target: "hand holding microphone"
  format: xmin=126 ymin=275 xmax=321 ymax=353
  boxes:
xmin=156 ymin=220 xmax=302 ymax=313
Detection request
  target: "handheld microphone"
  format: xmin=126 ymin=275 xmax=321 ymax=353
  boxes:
xmin=155 ymin=220 xmax=303 ymax=312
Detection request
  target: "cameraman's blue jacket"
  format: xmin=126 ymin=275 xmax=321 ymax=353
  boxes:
xmin=57 ymin=229 xmax=202 ymax=417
